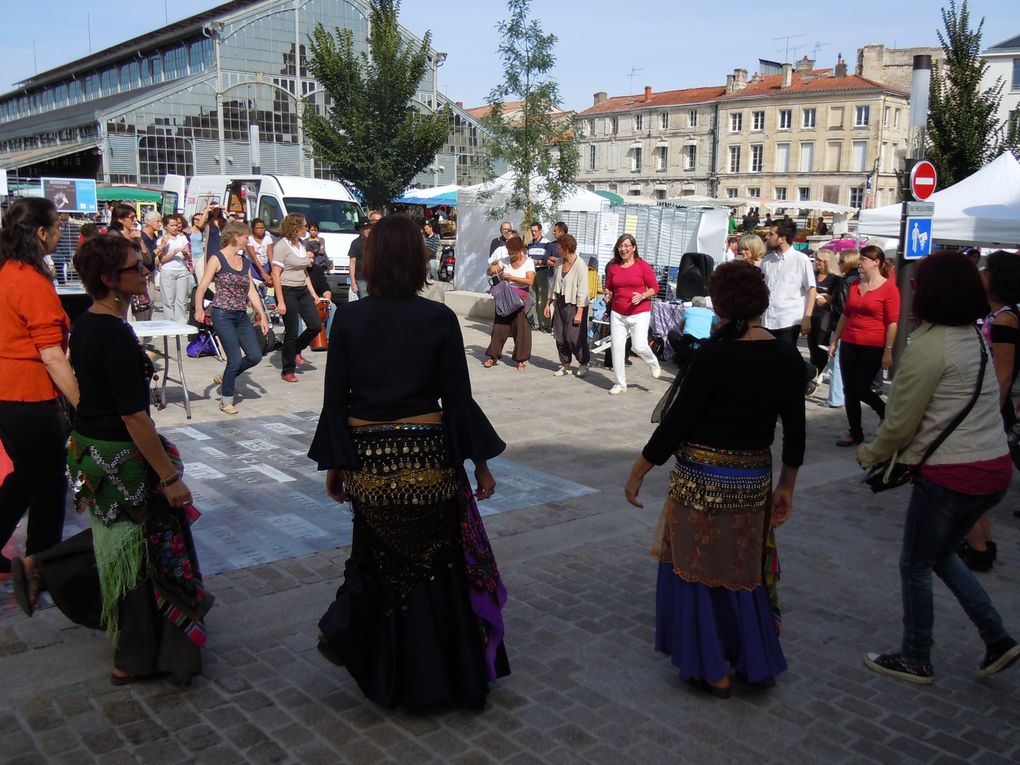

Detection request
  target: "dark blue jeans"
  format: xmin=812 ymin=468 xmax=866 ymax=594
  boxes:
xmin=900 ymin=477 xmax=1008 ymax=662
xmin=211 ymin=307 xmax=263 ymax=402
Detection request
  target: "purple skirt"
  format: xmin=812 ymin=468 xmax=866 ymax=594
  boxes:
xmin=654 ymin=562 xmax=787 ymax=684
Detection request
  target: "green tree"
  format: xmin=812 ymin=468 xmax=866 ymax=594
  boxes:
xmin=480 ymin=0 xmax=579 ymax=224
xmin=926 ymin=0 xmax=1007 ymax=186
xmin=303 ymin=0 xmax=450 ymax=209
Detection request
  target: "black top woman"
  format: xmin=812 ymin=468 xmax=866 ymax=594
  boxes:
xmin=625 ymin=261 xmax=806 ymax=698
xmin=309 ymin=215 xmax=509 ymax=710
xmin=11 ymin=234 xmax=214 ymax=687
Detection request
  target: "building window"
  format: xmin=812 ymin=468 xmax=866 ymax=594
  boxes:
xmin=138 ymin=135 xmax=194 ymax=186
xmin=778 ymin=109 xmax=792 ymax=130
xmin=585 ymin=118 xmax=594 ymax=136
xmin=855 ymin=105 xmax=870 ymax=126
xmin=775 ymin=143 xmax=790 ymax=173
xmin=1012 ymin=58 xmax=1020 ymax=90
xmin=634 ymin=113 xmax=643 ymax=132
xmin=656 ymin=146 xmax=668 ymax=171
xmin=726 ymin=188 xmax=738 ymax=198
xmin=892 ymin=108 xmax=900 ymax=128
xmin=589 ymin=145 xmax=597 ymax=171
xmin=631 ymin=147 xmax=642 ymax=171
xmin=829 ymin=106 xmax=844 ymax=128
xmin=799 ymin=142 xmax=814 ymax=172
xmin=660 ymin=111 xmax=669 ymax=129
xmin=688 ymin=109 xmax=698 ymax=127
xmin=883 ymin=106 xmax=890 ymax=127
xmin=730 ymin=112 xmax=742 ymax=132
xmin=803 ymin=108 xmax=816 ymax=128
xmin=852 ymin=140 xmax=868 ymax=172
xmin=748 ymin=186 xmax=761 ymax=197
xmin=684 ymin=144 xmax=696 ymax=170
xmin=751 ymin=144 xmax=764 ymax=172
xmin=752 ymin=111 xmax=765 ymax=131
xmin=798 ymin=186 xmax=811 ymax=202
xmin=774 ymin=187 xmax=788 ymax=201
xmin=728 ymin=145 xmax=740 ymax=173
xmin=610 ymin=116 xmax=619 ymax=135
xmin=849 ymin=187 xmax=865 ymax=207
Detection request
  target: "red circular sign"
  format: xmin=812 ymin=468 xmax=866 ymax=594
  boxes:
xmin=910 ymin=161 xmax=938 ymax=201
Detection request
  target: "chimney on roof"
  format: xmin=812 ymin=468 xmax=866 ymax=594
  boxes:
xmin=726 ymin=68 xmax=748 ymax=94
xmin=593 ymin=91 xmax=608 ymax=105
xmin=781 ymin=63 xmax=793 ymax=88
xmin=643 ymin=85 xmax=652 ymax=102
xmin=455 ymin=101 xmax=463 ymax=108
xmin=795 ymin=55 xmax=814 ymax=72
xmin=834 ymin=54 xmax=848 ymax=78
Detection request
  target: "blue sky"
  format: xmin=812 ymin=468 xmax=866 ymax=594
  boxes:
xmin=7 ymin=0 xmax=1020 ymax=109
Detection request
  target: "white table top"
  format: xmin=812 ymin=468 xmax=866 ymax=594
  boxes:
xmin=56 ymin=285 xmax=89 ymax=296
xmin=130 ymin=320 xmax=196 ymax=338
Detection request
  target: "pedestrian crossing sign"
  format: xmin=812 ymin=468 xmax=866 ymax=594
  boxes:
xmin=905 ymin=217 xmax=933 ymax=260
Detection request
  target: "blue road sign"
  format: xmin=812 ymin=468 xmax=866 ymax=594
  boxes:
xmin=905 ymin=217 xmax=933 ymax=260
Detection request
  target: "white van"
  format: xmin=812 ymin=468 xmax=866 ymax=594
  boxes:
xmin=162 ymin=174 xmax=366 ymax=295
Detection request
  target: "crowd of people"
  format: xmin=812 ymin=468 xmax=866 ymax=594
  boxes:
xmin=1 ymin=195 xmax=1018 ymax=708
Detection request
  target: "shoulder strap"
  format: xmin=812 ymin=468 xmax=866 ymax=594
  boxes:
xmin=916 ymin=324 xmax=989 ymax=467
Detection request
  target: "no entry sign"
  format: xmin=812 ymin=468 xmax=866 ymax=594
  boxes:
xmin=909 ymin=160 xmax=938 ymax=201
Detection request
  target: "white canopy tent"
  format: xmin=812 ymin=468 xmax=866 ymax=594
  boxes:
xmin=454 ymin=174 xmax=608 ymax=293
xmin=858 ymin=152 xmax=1020 ymax=247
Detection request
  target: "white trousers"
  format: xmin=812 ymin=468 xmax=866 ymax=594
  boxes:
xmin=161 ymin=269 xmax=194 ymax=325
xmin=610 ymin=310 xmax=657 ymax=387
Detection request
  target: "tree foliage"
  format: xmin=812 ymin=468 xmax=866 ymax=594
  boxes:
xmin=926 ymin=0 xmax=1009 ymax=186
xmin=303 ymin=0 xmax=450 ymax=209
xmin=480 ymin=0 xmax=579 ymax=224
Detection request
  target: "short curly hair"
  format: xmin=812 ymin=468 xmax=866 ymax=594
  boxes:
xmin=709 ymin=260 xmax=769 ymax=321
xmin=984 ymin=250 xmax=1020 ymax=306
xmin=280 ymin=213 xmax=306 ymax=242
xmin=73 ymin=234 xmax=138 ymax=299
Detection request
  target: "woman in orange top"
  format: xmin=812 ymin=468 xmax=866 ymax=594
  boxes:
xmin=0 ymin=198 xmax=80 ymax=573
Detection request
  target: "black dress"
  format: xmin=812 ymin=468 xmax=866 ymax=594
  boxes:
xmin=308 ymin=296 xmax=509 ymax=709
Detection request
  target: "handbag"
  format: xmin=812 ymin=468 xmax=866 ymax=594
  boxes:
xmin=489 ymin=279 xmax=526 ymax=317
xmin=864 ymin=325 xmax=988 ymax=492
xmin=186 ymin=330 xmax=218 ymax=358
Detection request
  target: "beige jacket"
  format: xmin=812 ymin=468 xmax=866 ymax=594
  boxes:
xmin=549 ymin=258 xmax=589 ymax=307
xmin=858 ymin=323 xmax=1007 ymax=467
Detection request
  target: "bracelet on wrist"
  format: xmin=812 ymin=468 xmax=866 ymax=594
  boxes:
xmin=159 ymin=470 xmax=181 ymax=489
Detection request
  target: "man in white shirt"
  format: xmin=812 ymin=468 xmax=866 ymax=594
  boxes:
xmin=760 ymin=219 xmax=816 ymax=346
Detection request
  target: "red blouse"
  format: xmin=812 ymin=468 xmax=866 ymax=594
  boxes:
xmin=605 ymin=259 xmax=658 ymax=316
xmin=841 ymin=279 xmax=900 ymax=348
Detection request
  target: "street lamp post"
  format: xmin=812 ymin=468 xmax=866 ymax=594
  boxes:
xmin=432 ymin=52 xmax=447 ymax=187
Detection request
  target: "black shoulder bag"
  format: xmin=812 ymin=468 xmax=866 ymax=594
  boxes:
xmin=864 ymin=325 xmax=988 ymax=493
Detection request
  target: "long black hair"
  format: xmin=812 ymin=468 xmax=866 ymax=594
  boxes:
xmin=108 ymin=203 xmax=136 ymax=233
xmin=0 ymin=197 xmax=57 ymax=280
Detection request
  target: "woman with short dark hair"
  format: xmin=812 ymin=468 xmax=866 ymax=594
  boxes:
xmin=11 ymin=233 xmax=213 ymax=687
xmin=624 ymin=260 xmax=806 ymax=697
xmin=309 ymin=214 xmax=509 ymax=710
xmin=0 ymin=198 xmax=80 ymax=574
xmin=544 ymin=234 xmax=591 ymax=377
xmin=859 ymin=251 xmax=1019 ymax=685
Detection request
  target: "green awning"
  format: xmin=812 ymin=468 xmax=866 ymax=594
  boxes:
xmin=97 ymin=186 xmax=163 ymax=203
xmin=595 ymin=189 xmax=625 ymax=205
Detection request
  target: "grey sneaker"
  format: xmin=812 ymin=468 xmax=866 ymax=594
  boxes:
xmin=576 ymin=364 xmax=589 ymax=378
xmin=978 ymin=637 xmax=1020 ymax=677
xmin=864 ymin=652 xmax=933 ymax=684
xmin=553 ymin=367 xmax=571 ymax=377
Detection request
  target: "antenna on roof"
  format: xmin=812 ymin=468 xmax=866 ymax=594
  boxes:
xmin=812 ymin=41 xmax=829 ymax=58
xmin=627 ymin=67 xmax=645 ymax=95
xmin=772 ymin=33 xmax=805 ymax=63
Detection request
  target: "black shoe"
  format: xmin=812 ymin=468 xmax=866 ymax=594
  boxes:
xmin=979 ymin=637 xmax=1020 ymax=677
xmin=960 ymin=545 xmax=994 ymax=572
xmin=835 ymin=434 xmax=863 ymax=447
xmin=988 ymin=540 xmax=997 ymax=561
xmin=864 ymin=652 xmax=934 ymax=684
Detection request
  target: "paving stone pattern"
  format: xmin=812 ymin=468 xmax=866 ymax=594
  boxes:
xmin=1 ymin=315 xmax=1018 ymax=763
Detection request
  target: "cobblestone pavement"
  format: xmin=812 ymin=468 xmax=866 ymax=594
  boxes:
xmin=2 ymin=313 xmax=1018 ymax=764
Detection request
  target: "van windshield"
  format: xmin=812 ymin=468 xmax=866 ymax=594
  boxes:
xmin=283 ymin=198 xmax=365 ymax=234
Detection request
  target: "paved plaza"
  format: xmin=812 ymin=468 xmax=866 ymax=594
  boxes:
xmin=2 ymin=311 xmax=1019 ymax=764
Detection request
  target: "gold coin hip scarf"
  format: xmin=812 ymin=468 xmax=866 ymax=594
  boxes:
xmin=342 ymin=424 xmax=459 ymax=507
xmin=668 ymin=443 xmax=772 ymax=514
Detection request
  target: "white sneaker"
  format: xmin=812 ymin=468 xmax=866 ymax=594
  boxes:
xmin=649 ymin=361 xmax=662 ymax=379
xmin=609 ymin=384 xmax=626 ymax=395
xmin=553 ymin=367 xmax=571 ymax=377
xmin=576 ymin=364 xmax=589 ymax=378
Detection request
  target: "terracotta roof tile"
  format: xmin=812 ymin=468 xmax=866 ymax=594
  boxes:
xmin=578 ymin=86 xmax=727 ymax=115
xmin=719 ymin=69 xmax=906 ymax=98
xmin=464 ymin=100 xmax=526 ymax=120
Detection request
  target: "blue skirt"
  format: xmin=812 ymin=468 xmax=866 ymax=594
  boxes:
xmin=654 ymin=561 xmax=787 ymax=684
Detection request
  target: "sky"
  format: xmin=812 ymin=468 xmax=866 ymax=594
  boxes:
xmin=6 ymin=0 xmax=1020 ymax=109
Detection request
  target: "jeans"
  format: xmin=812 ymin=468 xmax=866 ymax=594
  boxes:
xmin=161 ymin=268 xmax=194 ymax=325
xmin=900 ymin=478 xmax=1009 ymax=662
xmin=610 ymin=310 xmax=657 ymax=387
xmin=827 ymin=340 xmax=845 ymax=407
xmin=211 ymin=307 xmax=263 ymax=402
xmin=839 ymin=341 xmax=886 ymax=440
xmin=281 ymin=286 xmax=321 ymax=374
xmin=0 ymin=399 xmax=68 ymax=557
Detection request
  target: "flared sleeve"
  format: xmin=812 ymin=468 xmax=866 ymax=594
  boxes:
xmin=307 ymin=310 xmax=360 ymax=470
xmin=440 ymin=310 xmax=506 ymax=464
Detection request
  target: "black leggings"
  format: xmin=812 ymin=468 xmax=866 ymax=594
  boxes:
xmin=281 ymin=286 xmax=322 ymax=374
xmin=839 ymin=341 xmax=886 ymax=440
xmin=0 ymin=399 xmax=68 ymax=557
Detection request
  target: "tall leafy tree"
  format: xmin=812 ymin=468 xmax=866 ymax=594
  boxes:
xmin=481 ymin=0 xmax=579 ymax=224
xmin=926 ymin=0 xmax=1008 ymax=186
xmin=303 ymin=0 xmax=450 ymax=209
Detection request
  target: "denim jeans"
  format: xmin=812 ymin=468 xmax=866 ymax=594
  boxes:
xmin=211 ymin=308 xmax=263 ymax=402
xmin=280 ymin=286 xmax=321 ymax=374
xmin=900 ymin=477 xmax=1009 ymax=662
xmin=827 ymin=340 xmax=845 ymax=407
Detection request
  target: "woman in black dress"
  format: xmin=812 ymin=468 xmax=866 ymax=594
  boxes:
xmin=309 ymin=214 xmax=509 ymax=710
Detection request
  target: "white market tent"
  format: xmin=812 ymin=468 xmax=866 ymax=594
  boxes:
xmin=455 ymin=173 xmax=608 ymax=293
xmin=858 ymin=152 xmax=1020 ymax=247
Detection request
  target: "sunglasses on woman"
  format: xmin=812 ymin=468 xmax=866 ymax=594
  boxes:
xmin=118 ymin=260 xmax=146 ymax=275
